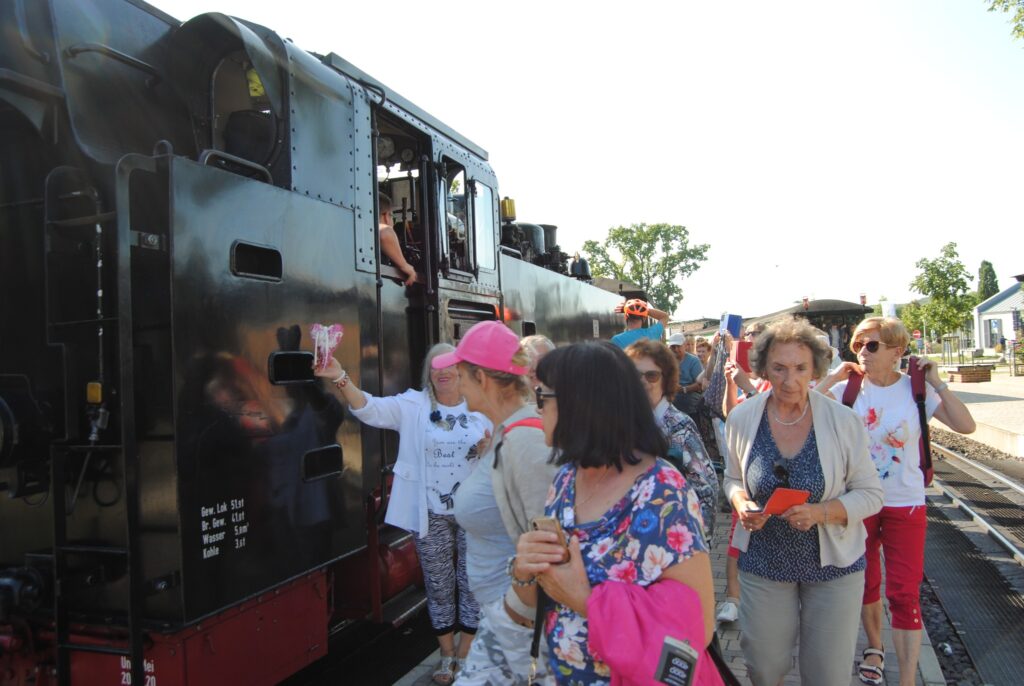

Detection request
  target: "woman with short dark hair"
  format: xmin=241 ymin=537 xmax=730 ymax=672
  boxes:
xmin=625 ymin=338 xmax=718 ymax=540
xmin=513 ymin=341 xmax=715 ymax=684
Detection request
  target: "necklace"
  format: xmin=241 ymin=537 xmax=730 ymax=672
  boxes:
xmin=770 ymin=399 xmax=809 ymax=426
xmin=576 ymin=467 xmax=612 ymax=509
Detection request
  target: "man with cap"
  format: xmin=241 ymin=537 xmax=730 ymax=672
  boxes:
xmin=668 ymin=332 xmax=704 ymax=417
xmin=610 ymin=299 xmax=670 ymax=349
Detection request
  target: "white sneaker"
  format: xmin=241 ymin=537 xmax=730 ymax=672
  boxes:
xmin=716 ymin=600 xmax=739 ymax=623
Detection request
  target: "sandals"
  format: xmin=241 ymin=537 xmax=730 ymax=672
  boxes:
xmin=858 ymin=647 xmax=885 ymax=685
xmin=431 ymin=654 xmax=457 ymax=685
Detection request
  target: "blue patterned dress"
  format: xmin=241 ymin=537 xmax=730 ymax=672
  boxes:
xmin=543 ymin=459 xmax=708 ymax=684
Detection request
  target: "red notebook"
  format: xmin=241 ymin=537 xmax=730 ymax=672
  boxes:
xmin=731 ymin=340 xmax=752 ymax=373
xmin=762 ymin=488 xmax=811 ymax=516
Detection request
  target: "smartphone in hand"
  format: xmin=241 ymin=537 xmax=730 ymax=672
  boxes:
xmin=531 ymin=515 xmax=570 ymax=563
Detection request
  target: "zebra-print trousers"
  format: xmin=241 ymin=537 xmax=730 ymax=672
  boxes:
xmin=414 ymin=511 xmax=479 ymax=634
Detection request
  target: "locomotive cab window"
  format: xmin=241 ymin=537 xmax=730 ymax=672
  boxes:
xmin=211 ymin=51 xmax=278 ymax=167
xmin=472 ymin=181 xmax=496 ymax=271
xmin=375 ymin=111 xmax=430 ymax=281
xmin=443 ymin=159 xmax=472 ymax=274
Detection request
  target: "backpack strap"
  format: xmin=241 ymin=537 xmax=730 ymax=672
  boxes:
xmin=503 ymin=417 xmax=543 ymax=435
xmin=841 ymin=371 xmax=863 ymax=408
xmin=908 ymin=356 xmax=934 ymax=486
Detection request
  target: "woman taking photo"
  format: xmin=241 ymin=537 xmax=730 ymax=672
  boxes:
xmin=514 ymin=341 xmax=717 ymax=684
xmin=723 ymin=316 xmax=883 ymax=686
xmin=815 ymin=317 xmax=975 ymax=686
xmin=433 ymin=321 xmax=557 ymax=685
xmin=625 ymin=338 xmax=718 ymax=539
xmin=314 ymin=345 xmax=489 ymax=685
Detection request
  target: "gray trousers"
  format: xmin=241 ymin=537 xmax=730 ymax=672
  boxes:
xmin=739 ymin=570 xmax=865 ymax=686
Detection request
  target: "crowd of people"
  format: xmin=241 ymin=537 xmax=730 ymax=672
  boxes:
xmin=312 ymin=298 xmax=976 ymax=686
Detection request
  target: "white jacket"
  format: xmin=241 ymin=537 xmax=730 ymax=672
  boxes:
xmin=723 ymin=389 xmax=883 ymax=568
xmin=350 ymin=388 xmax=491 ymax=537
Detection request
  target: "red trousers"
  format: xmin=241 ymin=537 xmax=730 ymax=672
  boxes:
xmin=862 ymin=505 xmax=928 ymax=630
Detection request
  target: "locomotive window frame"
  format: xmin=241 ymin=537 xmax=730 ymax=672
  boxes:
xmin=470 ymin=180 xmax=496 ymax=271
xmin=441 ymin=157 xmax=474 ymax=276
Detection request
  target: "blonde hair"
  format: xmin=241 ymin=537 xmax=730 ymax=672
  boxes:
xmin=421 ymin=343 xmax=457 ymax=421
xmin=750 ymin=315 xmax=832 ymax=380
xmin=460 ymin=347 xmax=531 ymax=400
xmin=850 ymin=317 xmax=910 ymax=353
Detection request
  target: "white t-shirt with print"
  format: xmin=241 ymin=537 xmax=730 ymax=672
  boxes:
xmin=423 ymin=401 xmax=487 ymax=513
xmin=831 ymin=375 xmax=941 ymax=507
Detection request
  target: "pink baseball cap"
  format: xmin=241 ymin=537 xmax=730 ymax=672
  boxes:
xmin=431 ymin=321 xmax=528 ymax=375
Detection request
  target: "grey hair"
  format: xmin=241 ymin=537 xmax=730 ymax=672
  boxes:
xmin=750 ymin=316 xmax=832 ymax=380
xmin=521 ymin=335 xmax=555 ymax=362
xmin=420 ymin=343 xmax=456 ymax=391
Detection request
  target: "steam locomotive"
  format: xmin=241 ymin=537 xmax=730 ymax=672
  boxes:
xmin=0 ymin=1 xmax=622 ymax=684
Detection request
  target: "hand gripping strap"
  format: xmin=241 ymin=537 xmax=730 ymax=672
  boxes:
xmin=908 ymin=356 xmax=934 ymax=486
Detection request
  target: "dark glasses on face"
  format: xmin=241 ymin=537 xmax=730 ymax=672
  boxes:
xmin=852 ymin=340 xmax=889 ymax=354
xmin=773 ymin=457 xmax=790 ymax=487
xmin=534 ymin=386 xmax=556 ymax=409
xmin=638 ymin=370 xmax=663 ymax=384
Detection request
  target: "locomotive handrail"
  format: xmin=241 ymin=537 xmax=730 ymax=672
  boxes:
xmin=198 ymin=149 xmax=273 ymax=184
xmin=15 ymin=0 xmax=49 ymax=64
xmin=64 ymin=43 xmax=162 ymax=86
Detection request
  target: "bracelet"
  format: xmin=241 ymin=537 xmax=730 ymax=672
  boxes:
xmin=821 ymin=502 xmax=829 ymax=527
xmin=332 ymin=370 xmax=349 ymax=388
xmin=506 ymin=556 xmax=536 ymax=587
xmin=934 ymin=381 xmax=949 ymax=393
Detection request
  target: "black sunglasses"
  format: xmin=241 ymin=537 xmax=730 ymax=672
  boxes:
xmin=773 ymin=457 xmax=790 ymax=488
xmin=852 ymin=340 xmax=889 ymax=354
xmin=534 ymin=386 xmax=556 ymax=409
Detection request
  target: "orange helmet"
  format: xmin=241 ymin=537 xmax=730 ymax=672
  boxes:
xmin=623 ymin=299 xmax=649 ymax=317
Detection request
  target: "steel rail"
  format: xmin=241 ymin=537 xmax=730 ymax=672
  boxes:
xmin=929 ymin=445 xmax=1024 ymax=566
xmin=931 ymin=442 xmax=1024 ymax=497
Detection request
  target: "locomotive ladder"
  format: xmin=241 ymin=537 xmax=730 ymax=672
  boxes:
xmin=44 ymin=167 xmax=146 ymax=686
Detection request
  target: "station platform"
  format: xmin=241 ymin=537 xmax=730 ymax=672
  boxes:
xmin=394 ymin=508 xmax=946 ymax=685
xmin=940 ymin=370 xmax=1024 ymax=457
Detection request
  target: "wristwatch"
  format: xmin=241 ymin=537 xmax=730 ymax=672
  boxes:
xmin=745 ymin=389 xmax=758 ymax=398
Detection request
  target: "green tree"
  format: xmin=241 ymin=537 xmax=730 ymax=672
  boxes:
xmin=988 ymin=0 xmax=1024 ymax=41
xmin=978 ymin=260 xmax=999 ymax=301
xmin=909 ymin=242 xmax=976 ymax=337
xmin=582 ymin=223 xmax=709 ymax=313
xmin=900 ymin=300 xmax=926 ymax=337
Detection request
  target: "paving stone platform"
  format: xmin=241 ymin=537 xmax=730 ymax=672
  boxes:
xmin=941 ymin=372 xmax=1024 ymax=457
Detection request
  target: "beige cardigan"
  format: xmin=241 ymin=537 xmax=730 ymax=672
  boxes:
xmin=723 ymin=390 xmax=883 ymax=568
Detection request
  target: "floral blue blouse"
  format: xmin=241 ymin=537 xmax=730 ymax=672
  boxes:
xmin=543 ymin=459 xmax=708 ymax=684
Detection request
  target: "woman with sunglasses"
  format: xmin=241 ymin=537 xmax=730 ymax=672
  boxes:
xmin=815 ymin=317 xmax=974 ymax=686
xmin=513 ymin=341 xmax=716 ymax=684
xmin=434 ymin=321 xmax=558 ymax=685
xmin=723 ymin=316 xmax=883 ymax=686
xmin=625 ymin=338 xmax=718 ymax=540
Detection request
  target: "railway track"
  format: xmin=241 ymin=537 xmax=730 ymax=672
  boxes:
xmin=924 ymin=441 xmax=1024 ymax=686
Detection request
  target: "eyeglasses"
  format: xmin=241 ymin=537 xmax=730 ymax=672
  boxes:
xmin=772 ymin=457 xmax=790 ymax=488
xmin=852 ymin=340 xmax=890 ymax=354
xmin=638 ymin=370 xmax=663 ymax=384
xmin=744 ymin=330 xmax=761 ymax=339
xmin=534 ymin=386 xmax=556 ymax=410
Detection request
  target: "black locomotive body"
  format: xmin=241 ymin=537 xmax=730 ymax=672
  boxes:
xmin=0 ymin=2 xmax=621 ymax=684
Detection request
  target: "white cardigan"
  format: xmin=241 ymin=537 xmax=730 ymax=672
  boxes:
xmin=350 ymin=388 xmax=492 ymax=538
xmin=723 ymin=390 xmax=883 ymax=568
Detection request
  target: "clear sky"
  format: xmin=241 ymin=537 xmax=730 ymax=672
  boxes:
xmin=155 ymin=0 xmax=1023 ymax=321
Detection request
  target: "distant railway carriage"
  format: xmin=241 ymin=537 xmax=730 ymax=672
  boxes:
xmin=0 ymin=3 xmax=621 ymax=684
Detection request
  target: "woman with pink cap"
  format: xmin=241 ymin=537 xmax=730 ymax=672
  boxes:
xmin=313 ymin=344 xmax=489 ymax=685
xmin=431 ymin=321 xmax=558 ymax=685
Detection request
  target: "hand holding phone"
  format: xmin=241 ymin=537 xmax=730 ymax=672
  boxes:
xmin=531 ymin=516 xmax=570 ymax=563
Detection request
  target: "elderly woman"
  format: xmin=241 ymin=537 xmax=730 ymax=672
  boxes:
xmin=441 ymin=322 xmax=558 ymax=685
xmin=626 ymin=338 xmax=718 ymax=540
xmin=815 ymin=317 xmax=975 ymax=686
xmin=314 ymin=346 xmax=490 ymax=684
xmin=513 ymin=342 xmax=717 ymax=684
xmin=521 ymin=334 xmax=556 ymax=391
xmin=695 ymin=336 xmax=712 ymax=368
xmin=723 ymin=316 xmax=883 ymax=686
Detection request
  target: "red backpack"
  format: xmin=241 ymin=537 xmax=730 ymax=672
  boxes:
xmin=841 ymin=356 xmax=933 ymax=486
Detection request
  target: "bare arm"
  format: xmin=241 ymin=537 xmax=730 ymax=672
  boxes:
xmin=379 ymin=225 xmax=417 ymax=285
xmin=658 ymin=553 xmax=715 ymax=647
xmin=647 ymin=306 xmax=670 ymax=325
xmin=313 ymin=356 xmax=367 ymax=409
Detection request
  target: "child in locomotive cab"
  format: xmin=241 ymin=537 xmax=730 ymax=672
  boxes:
xmin=313 ymin=345 xmax=490 ymax=684
xmin=378 ymin=192 xmax=418 ymax=286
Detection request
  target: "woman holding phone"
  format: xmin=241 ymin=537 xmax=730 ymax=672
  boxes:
xmin=723 ymin=316 xmax=883 ymax=686
xmin=513 ymin=341 xmax=716 ymax=684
